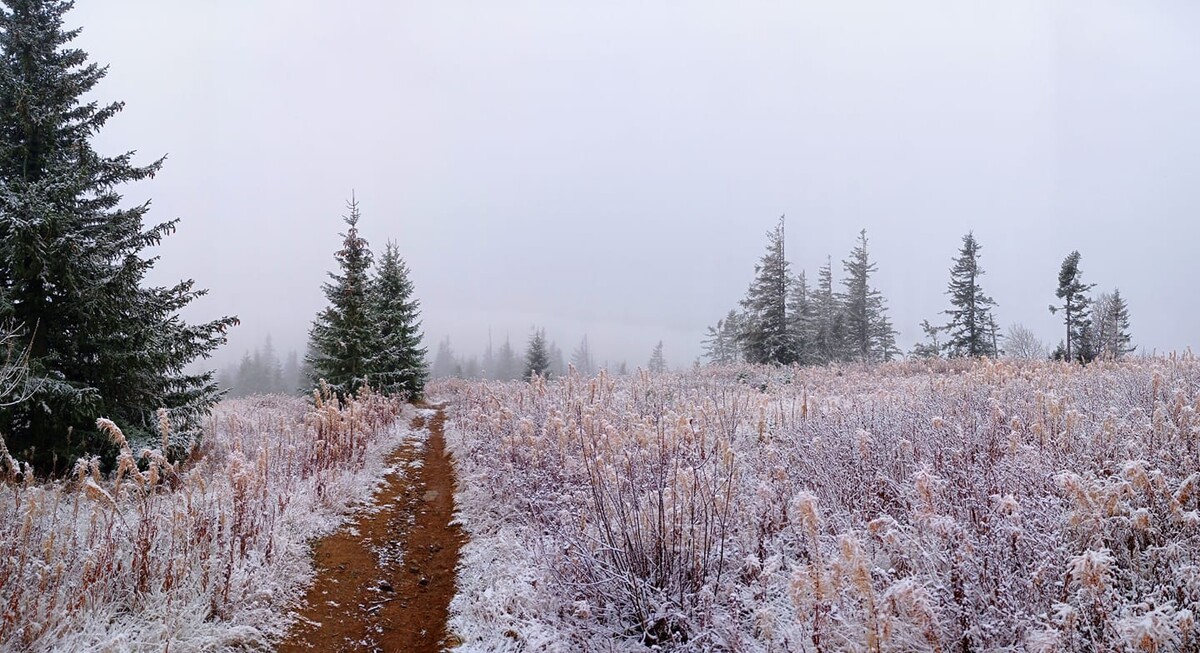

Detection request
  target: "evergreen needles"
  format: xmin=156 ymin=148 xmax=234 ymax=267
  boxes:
xmin=0 ymin=0 xmax=236 ymax=468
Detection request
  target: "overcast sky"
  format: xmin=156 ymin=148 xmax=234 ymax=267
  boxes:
xmin=68 ymin=1 xmax=1200 ymax=369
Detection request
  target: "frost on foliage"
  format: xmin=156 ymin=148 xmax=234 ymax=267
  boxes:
xmin=0 ymin=392 xmax=414 ymax=652
xmin=437 ymin=356 xmax=1200 ymax=651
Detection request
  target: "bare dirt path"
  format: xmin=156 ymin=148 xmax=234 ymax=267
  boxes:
xmin=278 ymin=406 xmax=464 ymax=653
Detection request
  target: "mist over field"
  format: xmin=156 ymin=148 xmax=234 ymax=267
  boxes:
xmin=65 ymin=1 xmax=1200 ymax=371
xmin=7 ymin=2 xmax=1200 ymax=651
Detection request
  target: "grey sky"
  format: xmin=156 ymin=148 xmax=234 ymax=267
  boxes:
xmin=70 ymin=1 xmax=1200 ymax=369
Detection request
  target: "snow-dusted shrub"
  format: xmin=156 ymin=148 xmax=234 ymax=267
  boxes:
xmin=442 ymin=355 xmax=1200 ymax=651
xmin=0 ymin=386 xmax=411 ymax=652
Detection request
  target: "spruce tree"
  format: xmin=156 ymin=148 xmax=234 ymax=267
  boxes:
xmin=0 ymin=0 xmax=236 ymax=467
xmin=702 ymin=310 xmax=742 ymax=365
xmin=943 ymin=232 xmax=999 ymax=358
xmin=524 ymin=328 xmax=550 ymax=380
xmin=496 ymin=336 xmax=518 ymax=381
xmin=813 ymin=256 xmax=845 ymax=364
xmin=548 ymin=340 xmax=566 ymax=378
xmin=367 ymin=241 xmax=428 ymax=399
xmin=259 ymin=335 xmax=284 ymax=393
xmin=648 ymin=340 xmax=667 ymax=374
xmin=282 ymin=350 xmax=301 ymax=394
xmin=738 ymin=217 xmax=799 ymax=365
xmin=839 ymin=230 xmax=898 ymax=363
xmin=570 ymin=335 xmax=595 ymax=376
xmin=910 ymin=320 xmax=944 ymax=360
xmin=306 ymin=197 xmax=375 ymax=398
xmin=787 ymin=270 xmax=818 ymax=364
xmin=234 ymin=353 xmax=254 ymax=397
xmin=1108 ymin=289 xmax=1134 ymax=359
xmin=431 ymin=337 xmax=456 ymax=379
xmin=1091 ymin=289 xmax=1134 ymax=360
xmin=1049 ymin=251 xmax=1095 ymax=363
xmin=482 ymin=336 xmax=495 ymax=380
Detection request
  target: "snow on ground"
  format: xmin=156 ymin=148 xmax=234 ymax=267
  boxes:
xmin=0 ymin=391 xmax=421 ymax=653
xmin=440 ymin=358 xmax=1200 ymax=651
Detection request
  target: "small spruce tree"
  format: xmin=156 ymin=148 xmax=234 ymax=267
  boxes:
xmin=702 ymin=310 xmax=743 ymax=365
xmin=910 ymin=320 xmax=944 ymax=360
xmin=570 ymin=335 xmax=595 ymax=376
xmin=548 ymin=340 xmax=566 ymax=378
xmin=524 ymin=329 xmax=551 ymax=380
xmin=430 ymin=337 xmax=456 ymax=379
xmin=648 ymin=340 xmax=667 ymax=374
xmin=495 ymin=336 xmax=518 ymax=381
xmin=282 ymin=350 xmax=301 ymax=394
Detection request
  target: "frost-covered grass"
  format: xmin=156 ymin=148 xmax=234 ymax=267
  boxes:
xmin=0 ymin=388 xmax=415 ymax=652
xmin=440 ymin=357 xmax=1200 ymax=652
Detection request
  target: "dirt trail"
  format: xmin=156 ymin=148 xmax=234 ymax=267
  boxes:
xmin=278 ymin=407 xmax=464 ymax=653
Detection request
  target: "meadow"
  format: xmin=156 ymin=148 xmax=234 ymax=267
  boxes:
xmin=441 ymin=357 xmax=1200 ymax=652
xmin=0 ymin=388 xmax=415 ymax=652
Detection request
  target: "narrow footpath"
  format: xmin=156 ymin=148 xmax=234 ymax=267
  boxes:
xmin=278 ymin=407 xmax=465 ymax=653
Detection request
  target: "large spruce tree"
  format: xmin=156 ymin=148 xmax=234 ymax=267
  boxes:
xmin=738 ymin=217 xmax=799 ymax=365
xmin=367 ymin=241 xmax=427 ymax=399
xmin=839 ymin=230 xmax=898 ymax=363
xmin=307 ymin=197 xmax=375 ymax=398
xmin=0 ymin=0 xmax=236 ymax=467
xmin=1049 ymin=250 xmax=1095 ymax=363
xmin=943 ymin=232 xmax=999 ymax=357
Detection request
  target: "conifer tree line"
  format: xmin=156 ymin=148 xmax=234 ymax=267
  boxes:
xmin=706 ymin=218 xmax=899 ymax=366
xmin=706 ymin=222 xmax=1136 ymax=366
xmin=215 ymin=336 xmax=306 ymax=397
xmin=306 ymin=196 xmax=428 ymax=400
xmin=0 ymin=0 xmax=236 ymax=469
xmin=428 ymin=330 xmax=640 ymax=381
xmin=431 ymin=335 xmax=525 ymax=381
xmin=1047 ymin=251 xmax=1134 ymax=363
